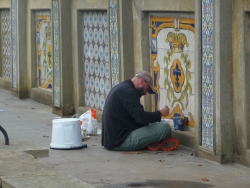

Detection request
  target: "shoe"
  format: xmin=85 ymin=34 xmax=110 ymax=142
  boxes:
xmin=147 ymin=138 xmax=179 ymax=151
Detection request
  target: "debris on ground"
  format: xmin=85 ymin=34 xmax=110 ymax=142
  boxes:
xmin=201 ymin=177 xmax=209 ymax=181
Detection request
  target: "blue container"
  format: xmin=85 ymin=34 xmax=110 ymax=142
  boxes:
xmin=173 ymin=114 xmax=182 ymax=130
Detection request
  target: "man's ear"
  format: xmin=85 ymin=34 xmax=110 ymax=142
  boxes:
xmin=139 ymin=78 xmax=144 ymax=86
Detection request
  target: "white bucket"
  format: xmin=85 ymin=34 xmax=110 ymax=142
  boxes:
xmin=50 ymin=118 xmax=83 ymax=149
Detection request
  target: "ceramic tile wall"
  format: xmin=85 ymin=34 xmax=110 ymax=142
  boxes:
xmin=52 ymin=0 xmax=60 ymax=107
xmin=202 ymin=0 xmax=213 ymax=149
xmin=35 ymin=11 xmax=52 ymax=90
xmin=1 ymin=10 xmax=11 ymax=79
xmin=109 ymin=0 xmax=119 ymax=87
xmin=150 ymin=16 xmax=195 ymax=128
xmin=11 ymin=0 xmax=17 ymax=88
xmin=83 ymin=11 xmax=109 ymax=110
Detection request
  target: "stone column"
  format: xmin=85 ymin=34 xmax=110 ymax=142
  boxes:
xmin=117 ymin=0 xmax=134 ymax=81
xmin=52 ymin=0 xmax=74 ymax=116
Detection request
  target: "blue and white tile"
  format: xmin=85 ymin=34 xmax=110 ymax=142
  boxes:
xmin=105 ymin=63 xmax=110 ymax=78
xmin=89 ymin=28 xmax=93 ymax=43
xmin=104 ymin=29 xmax=108 ymax=45
xmin=94 ymin=28 xmax=98 ymax=43
xmin=84 ymin=59 xmax=89 ymax=74
xmin=95 ymin=93 xmax=100 ymax=109
xmin=89 ymin=92 xmax=95 ymax=107
xmin=95 ymin=77 xmax=100 ymax=92
xmin=90 ymin=76 xmax=95 ymax=91
xmin=85 ymin=75 xmax=90 ymax=90
xmin=98 ymin=12 xmax=103 ymax=28
xmin=84 ymin=43 xmax=89 ymax=58
xmin=105 ymin=78 xmax=110 ymax=95
xmin=103 ymin=12 xmax=108 ymax=28
xmin=104 ymin=46 xmax=109 ymax=62
xmin=93 ymin=12 xmax=98 ymax=27
xmin=85 ymin=90 xmax=90 ymax=106
xmin=99 ymin=29 xmax=104 ymax=44
xmin=89 ymin=59 xmax=94 ymax=75
xmin=100 ymin=95 xmax=105 ymax=110
xmin=99 ymin=45 xmax=104 ymax=61
xmin=84 ymin=27 xmax=88 ymax=42
xmin=94 ymin=44 xmax=99 ymax=60
xmin=88 ymin=12 xmax=93 ymax=27
xmin=94 ymin=60 xmax=99 ymax=76
xmin=83 ymin=12 xmax=88 ymax=26
xmin=89 ymin=44 xmax=93 ymax=59
xmin=100 ymin=61 xmax=105 ymax=77
xmin=100 ymin=78 xmax=105 ymax=94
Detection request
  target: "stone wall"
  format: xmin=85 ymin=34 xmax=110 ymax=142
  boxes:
xmin=0 ymin=0 xmax=250 ymax=167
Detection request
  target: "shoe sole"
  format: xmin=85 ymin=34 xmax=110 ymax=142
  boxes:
xmin=148 ymin=138 xmax=179 ymax=151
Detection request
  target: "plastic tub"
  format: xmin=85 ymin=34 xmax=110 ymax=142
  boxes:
xmin=50 ymin=118 xmax=83 ymax=149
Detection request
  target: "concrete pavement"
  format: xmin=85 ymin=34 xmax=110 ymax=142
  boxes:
xmin=1 ymin=88 xmax=250 ymax=188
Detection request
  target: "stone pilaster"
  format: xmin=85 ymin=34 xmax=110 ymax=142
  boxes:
xmin=11 ymin=0 xmax=28 ymax=98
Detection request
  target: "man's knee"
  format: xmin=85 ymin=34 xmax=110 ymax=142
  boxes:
xmin=156 ymin=121 xmax=171 ymax=131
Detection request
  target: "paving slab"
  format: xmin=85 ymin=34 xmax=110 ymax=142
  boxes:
xmin=0 ymin=151 xmax=95 ymax=188
xmin=0 ymin=139 xmax=48 ymax=158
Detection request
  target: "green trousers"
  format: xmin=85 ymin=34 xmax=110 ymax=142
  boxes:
xmin=116 ymin=121 xmax=172 ymax=151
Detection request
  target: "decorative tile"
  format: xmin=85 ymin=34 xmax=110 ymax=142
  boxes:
xmin=98 ymin=12 xmax=103 ymax=27
xmin=85 ymin=75 xmax=89 ymax=89
xmin=90 ymin=76 xmax=95 ymax=91
xmin=110 ymin=0 xmax=119 ymax=87
xmin=105 ymin=78 xmax=110 ymax=95
xmin=99 ymin=45 xmax=104 ymax=61
xmin=100 ymin=78 xmax=105 ymax=94
xmin=89 ymin=92 xmax=95 ymax=107
xmin=52 ymin=0 xmax=60 ymax=107
xmin=105 ymin=63 xmax=110 ymax=78
xmin=11 ymin=0 xmax=17 ymax=88
xmin=100 ymin=94 xmax=105 ymax=110
xmin=94 ymin=44 xmax=99 ymax=59
xmin=89 ymin=59 xmax=94 ymax=75
xmin=85 ymin=90 xmax=90 ymax=105
xmin=94 ymin=28 xmax=98 ymax=43
xmin=1 ymin=10 xmax=11 ymax=79
xmin=104 ymin=46 xmax=109 ymax=63
xmin=84 ymin=43 xmax=89 ymax=58
xmin=95 ymin=93 xmax=100 ymax=109
xmin=100 ymin=61 xmax=105 ymax=77
xmin=202 ymin=0 xmax=213 ymax=149
xmin=95 ymin=77 xmax=100 ymax=92
xmin=103 ymin=12 xmax=108 ymax=28
xmin=84 ymin=27 xmax=88 ymax=42
xmin=84 ymin=59 xmax=89 ymax=74
xmin=89 ymin=44 xmax=93 ymax=59
xmin=104 ymin=29 xmax=108 ymax=45
xmin=94 ymin=60 xmax=99 ymax=76
xmin=93 ymin=12 xmax=98 ymax=27
xmin=83 ymin=11 xmax=109 ymax=110
xmin=89 ymin=28 xmax=93 ymax=43
xmin=149 ymin=15 xmax=195 ymax=130
xmin=35 ymin=11 xmax=52 ymax=89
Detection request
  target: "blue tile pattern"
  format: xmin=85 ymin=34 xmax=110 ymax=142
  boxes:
xmin=83 ymin=11 xmax=109 ymax=110
xmin=1 ymin=10 xmax=11 ymax=79
xmin=11 ymin=0 xmax=17 ymax=88
xmin=109 ymin=0 xmax=119 ymax=87
xmin=202 ymin=0 xmax=213 ymax=149
xmin=52 ymin=0 xmax=60 ymax=107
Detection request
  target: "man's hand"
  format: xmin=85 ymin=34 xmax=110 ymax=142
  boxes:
xmin=160 ymin=106 xmax=170 ymax=117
